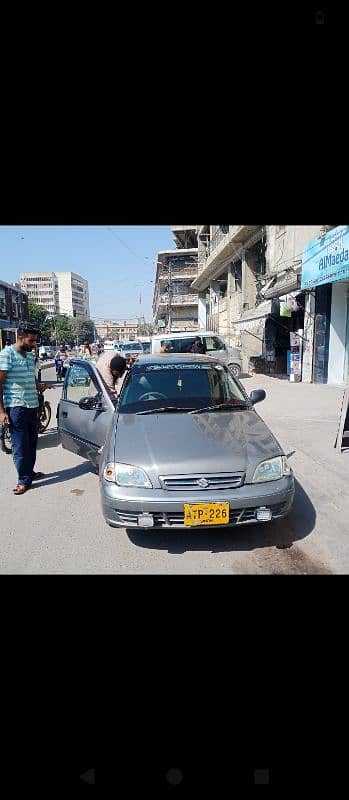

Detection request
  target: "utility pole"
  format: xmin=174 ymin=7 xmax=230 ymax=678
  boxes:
xmin=168 ymin=258 xmax=172 ymax=333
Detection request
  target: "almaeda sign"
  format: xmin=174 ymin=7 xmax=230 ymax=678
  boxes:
xmin=301 ymin=225 xmax=349 ymax=289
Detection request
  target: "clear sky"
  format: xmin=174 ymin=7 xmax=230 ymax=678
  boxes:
xmin=0 ymin=226 xmax=174 ymax=321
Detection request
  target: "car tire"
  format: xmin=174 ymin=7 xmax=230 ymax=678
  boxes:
xmin=229 ymin=363 xmax=240 ymax=378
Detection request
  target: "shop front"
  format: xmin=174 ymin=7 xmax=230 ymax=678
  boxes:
xmin=301 ymin=225 xmax=349 ymax=386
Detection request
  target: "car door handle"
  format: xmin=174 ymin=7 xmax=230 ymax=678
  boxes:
xmin=62 ymin=411 xmax=68 ymax=417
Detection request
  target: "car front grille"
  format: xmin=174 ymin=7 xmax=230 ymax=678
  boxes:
xmin=159 ymin=473 xmax=245 ymax=491
xmin=113 ymin=501 xmax=290 ymax=528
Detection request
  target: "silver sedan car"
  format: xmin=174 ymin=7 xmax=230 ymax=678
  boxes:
xmin=57 ymin=354 xmax=294 ymax=531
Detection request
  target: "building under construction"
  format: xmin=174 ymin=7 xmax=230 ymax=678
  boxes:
xmin=153 ymin=226 xmax=199 ymax=333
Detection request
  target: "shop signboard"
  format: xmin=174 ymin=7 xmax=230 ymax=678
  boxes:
xmin=289 ymin=331 xmax=303 ymax=382
xmin=301 ymin=225 xmax=349 ymax=290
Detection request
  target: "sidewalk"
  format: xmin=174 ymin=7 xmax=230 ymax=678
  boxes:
xmin=240 ymin=375 xmax=349 ymax=572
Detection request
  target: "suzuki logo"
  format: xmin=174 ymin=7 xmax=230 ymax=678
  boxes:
xmin=198 ymin=478 xmax=209 ymax=488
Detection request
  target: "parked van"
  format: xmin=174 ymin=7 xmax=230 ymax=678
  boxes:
xmin=151 ymin=330 xmax=242 ymax=376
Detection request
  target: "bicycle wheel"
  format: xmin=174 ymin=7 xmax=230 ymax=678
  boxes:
xmin=38 ymin=401 xmax=52 ymax=433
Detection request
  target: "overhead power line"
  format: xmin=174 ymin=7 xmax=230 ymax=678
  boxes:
xmin=105 ymin=226 xmax=151 ymax=265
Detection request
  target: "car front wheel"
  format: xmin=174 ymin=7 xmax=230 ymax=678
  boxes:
xmin=229 ymin=363 xmax=240 ymax=378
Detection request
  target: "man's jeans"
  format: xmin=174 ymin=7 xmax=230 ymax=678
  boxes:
xmin=7 ymin=406 xmax=38 ymax=486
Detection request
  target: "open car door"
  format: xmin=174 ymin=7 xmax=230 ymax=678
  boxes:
xmin=57 ymin=359 xmax=116 ymax=467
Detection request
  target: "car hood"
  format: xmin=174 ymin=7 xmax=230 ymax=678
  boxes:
xmin=113 ymin=409 xmax=283 ymax=485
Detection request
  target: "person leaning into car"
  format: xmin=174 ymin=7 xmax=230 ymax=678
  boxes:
xmin=95 ymin=353 xmax=128 ymax=399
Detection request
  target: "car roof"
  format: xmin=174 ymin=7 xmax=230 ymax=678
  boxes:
xmin=132 ymin=353 xmax=221 ymax=366
xmin=152 ymin=330 xmax=219 ymax=339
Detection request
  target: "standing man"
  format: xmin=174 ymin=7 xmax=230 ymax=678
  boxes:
xmin=0 ymin=323 xmax=50 ymax=495
xmin=95 ymin=353 xmax=127 ymax=399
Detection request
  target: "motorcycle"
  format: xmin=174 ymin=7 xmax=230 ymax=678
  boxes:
xmin=55 ymin=357 xmax=70 ymax=383
xmin=0 ymin=390 xmax=52 ymax=455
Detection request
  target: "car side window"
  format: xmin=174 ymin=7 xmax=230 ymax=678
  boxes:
xmin=205 ymin=336 xmax=226 ymax=351
xmin=179 ymin=338 xmax=197 ymax=353
xmin=65 ymin=364 xmax=100 ymax=404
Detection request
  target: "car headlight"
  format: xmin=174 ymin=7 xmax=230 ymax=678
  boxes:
xmin=252 ymin=456 xmax=291 ymax=483
xmin=103 ymin=462 xmax=152 ymax=488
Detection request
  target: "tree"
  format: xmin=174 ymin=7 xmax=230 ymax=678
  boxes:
xmin=28 ymin=302 xmax=53 ymax=342
xmin=138 ymin=322 xmax=154 ymax=336
xmin=53 ymin=315 xmax=74 ymax=346
xmin=69 ymin=316 xmax=96 ymax=345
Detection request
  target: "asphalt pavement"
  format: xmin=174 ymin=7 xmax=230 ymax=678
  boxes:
xmin=0 ymin=366 xmax=348 ymax=573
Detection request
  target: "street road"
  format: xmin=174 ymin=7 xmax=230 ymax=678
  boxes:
xmin=0 ymin=367 xmax=348 ymax=573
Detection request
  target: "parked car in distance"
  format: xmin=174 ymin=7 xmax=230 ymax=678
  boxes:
xmin=103 ymin=340 xmax=120 ymax=352
xmin=118 ymin=341 xmax=144 ymax=361
xmin=151 ymin=331 xmax=242 ymax=377
xmin=57 ymin=354 xmax=294 ymax=532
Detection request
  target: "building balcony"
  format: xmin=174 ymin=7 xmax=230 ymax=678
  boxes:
xmin=171 ymin=226 xmax=198 ymax=249
xmin=154 ymin=293 xmax=199 ymax=316
xmin=193 ymin=225 xmax=262 ymax=291
xmin=157 ymin=265 xmax=198 ymax=282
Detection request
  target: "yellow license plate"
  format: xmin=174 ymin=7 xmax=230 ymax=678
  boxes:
xmin=183 ymin=502 xmax=230 ymax=527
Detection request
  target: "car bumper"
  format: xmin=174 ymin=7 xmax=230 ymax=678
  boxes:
xmin=100 ymin=475 xmax=295 ymax=529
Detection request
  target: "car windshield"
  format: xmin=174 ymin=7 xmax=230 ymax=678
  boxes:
xmin=118 ymin=361 xmax=248 ymax=414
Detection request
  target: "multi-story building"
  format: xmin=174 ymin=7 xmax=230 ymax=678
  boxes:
xmin=56 ymin=272 xmax=90 ymax=318
xmin=20 ymin=271 xmax=90 ymax=318
xmin=0 ymin=280 xmax=29 ymax=349
xmin=192 ymin=225 xmax=347 ymax=385
xmin=192 ymin=226 xmax=266 ymax=369
xmin=95 ymin=321 xmax=138 ymax=342
xmin=20 ymin=272 xmax=58 ymax=315
xmin=153 ymin=226 xmax=199 ymax=333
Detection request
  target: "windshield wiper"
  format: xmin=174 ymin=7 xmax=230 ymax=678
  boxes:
xmin=190 ymin=403 xmax=248 ymax=415
xmin=136 ymin=406 xmax=194 ymax=416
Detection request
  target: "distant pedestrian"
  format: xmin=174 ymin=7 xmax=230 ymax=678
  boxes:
xmin=82 ymin=341 xmax=93 ymax=360
xmin=0 ymin=323 xmax=51 ymax=495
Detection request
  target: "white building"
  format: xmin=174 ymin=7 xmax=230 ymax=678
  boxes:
xmin=20 ymin=271 xmax=90 ymax=318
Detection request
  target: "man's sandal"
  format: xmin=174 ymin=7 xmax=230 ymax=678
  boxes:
xmin=13 ymin=484 xmax=31 ymax=495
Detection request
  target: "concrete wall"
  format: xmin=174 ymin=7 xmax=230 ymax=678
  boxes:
xmin=328 ymin=280 xmax=349 ymax=385
xmin=267 ymin=226 xmax=323 ymax=275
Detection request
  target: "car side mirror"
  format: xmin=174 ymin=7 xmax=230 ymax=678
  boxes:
xmin=78 ymin=395 xmax=104 ymax=411
xmin=250 ymin=389 xmax=266 ymax=405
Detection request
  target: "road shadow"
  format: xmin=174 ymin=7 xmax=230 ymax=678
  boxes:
xmin=37 ymin=427 xmax=60 ymax=450
xmin=30 ymin=461 xmax=95 ymax=488
xmin=126 ymin=479 xmax=316 ymax=555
